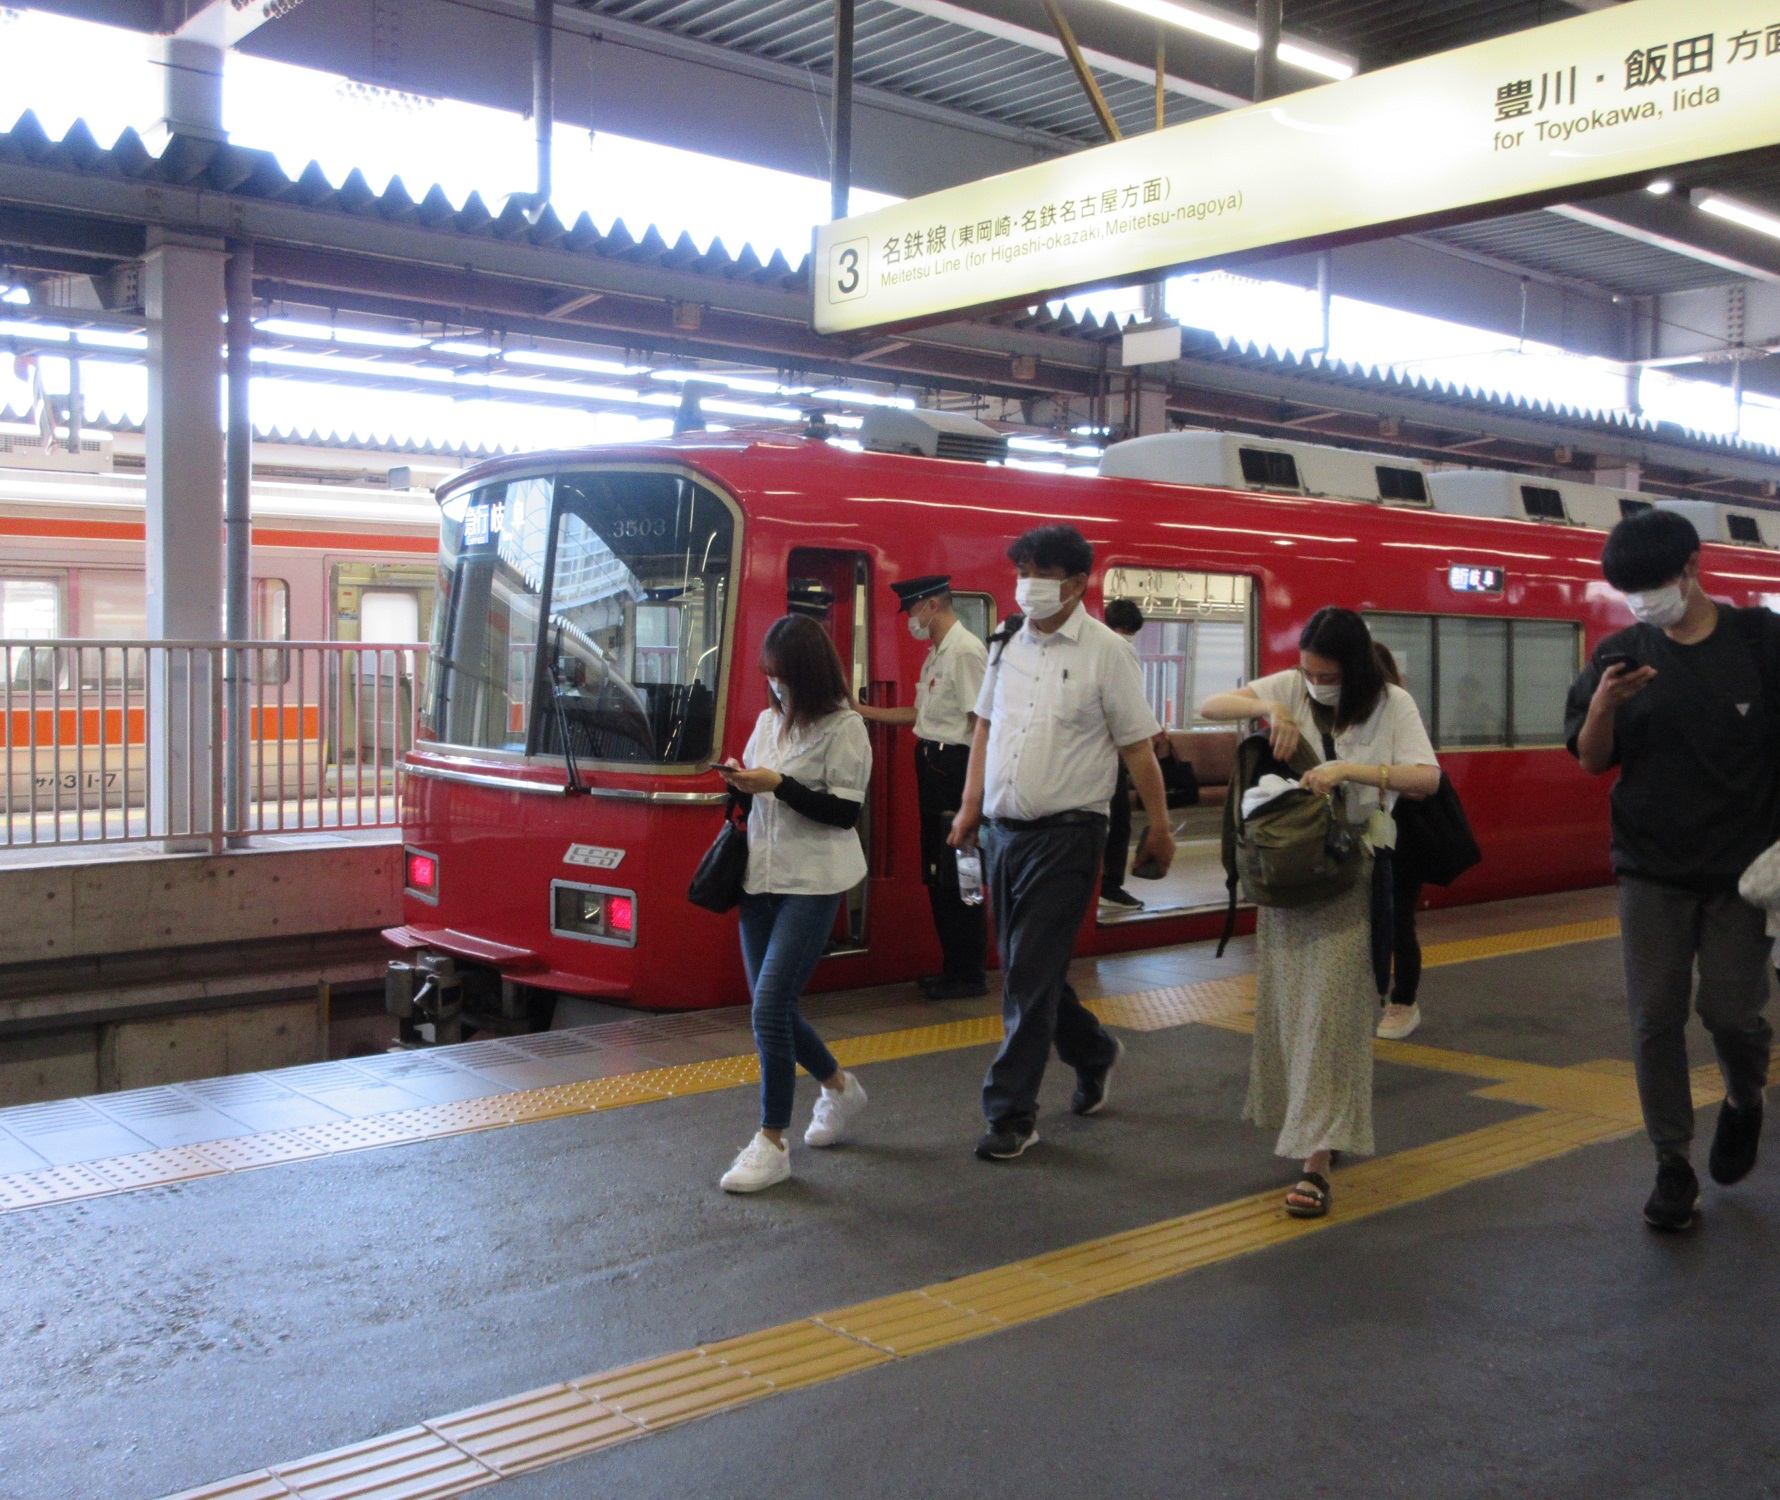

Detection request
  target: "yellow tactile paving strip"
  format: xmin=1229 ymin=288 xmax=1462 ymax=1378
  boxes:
xmin=0 ymin=916 xmax=1623 ymax=1219
xmin=163 ymin=1037 xmax=1727 ymax=1500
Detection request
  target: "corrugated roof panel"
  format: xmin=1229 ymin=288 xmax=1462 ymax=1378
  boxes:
xmin=1425 ymin=211 xmax=1740 ymax=295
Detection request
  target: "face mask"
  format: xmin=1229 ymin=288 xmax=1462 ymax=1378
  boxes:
xmin=907 ymin=613 xmax=931 ymax=642
xmin=1624 ymin=582 xmax=1688 ymax=629
xmin=1015 ymin=577 xmax=1067 ymax=621
xmin=1306 ymin=680 xmax=1342 ymax=707
xmin=768 ymin=677 xmax=790 ymax=708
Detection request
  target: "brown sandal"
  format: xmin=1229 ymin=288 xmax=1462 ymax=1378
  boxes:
xmin=1284 ymin=1171 xmax=1331 ymax=1218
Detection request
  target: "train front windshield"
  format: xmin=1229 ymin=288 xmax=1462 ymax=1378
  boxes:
xmin=428 ymin=469 xmax=736 ymax=766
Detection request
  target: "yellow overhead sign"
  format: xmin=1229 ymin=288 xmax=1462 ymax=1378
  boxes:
xmin=812 ymin=0 xmax=1780 ymax=335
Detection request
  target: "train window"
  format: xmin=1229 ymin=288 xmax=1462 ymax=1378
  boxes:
xmin=1510 ymin=621 xmax=1580 ymax=746
xmin=430 ymin=476 xmax=553 ymax=752
xmin=1436 ymin=618 xmax=1509 ymax=747
xmin=1520 ymin=486 xmax=1568 ymax=523
xmin=1238 ymin=448 xmax=1302 ymax=490
xmin=1619 ymin=498 xmax=1652 ymax=518
xmin=1104 ymin=568 xmax=1253 ymax=728
xmin=1368 ymin=614 xmax=1433 ymax=700
xmin=1727 ymin=514 xmax=1764 ymax=545
xmin=0 ymin=576 xmax=60 ymax=639
xmin=951 ymin=593 xmax=995 ymax=645
xmin=76 ymin=571 xmax=144 ymax=640
xmin=1375 ymin=466 xmax=1429 ymax=505
xmin=534 ymin=470 xmax=737 ymax=766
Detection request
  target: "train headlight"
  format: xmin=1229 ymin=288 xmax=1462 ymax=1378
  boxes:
xmin=550 ymin=880 xmax=638 ymax=948
xmin=405 ymin=847 xmax=440 ymax=904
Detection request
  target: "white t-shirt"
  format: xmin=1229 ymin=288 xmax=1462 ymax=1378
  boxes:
xmin=974 ymin=606 xmax=1161 ymax=821
xmin=913 ymin=623 xmax=988 ymax=746
xmin=741 ymin=706 xmax=872 ymax=895
xmin=1247 ymin=668 xmax=1438 ymax=843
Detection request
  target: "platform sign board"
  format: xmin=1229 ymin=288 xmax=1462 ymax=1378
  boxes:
xmin=813 ymin=0 xmax=1780 ymax=335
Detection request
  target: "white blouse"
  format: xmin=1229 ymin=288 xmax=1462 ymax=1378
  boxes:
xmin=1247 ymin=669 xmax=1439 ymax=846
xmin=741 ymin=706 xmax=873 ymax=896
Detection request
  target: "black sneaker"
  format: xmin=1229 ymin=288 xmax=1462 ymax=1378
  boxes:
xmin=921 ymin=975 xmax=989 ymax=1001
xmin=1643 ymin=1153 xmax=1700 ymax=1231
xmin=975 ymin=1124 xmax=1038 ymax=1161
xmin=1709 ymin=1098 xmax=1763 ymax=1185
xmin=1098 ymin=888 xmax=1144 ymax=912
xmin=1071 ymin=1037 xmax=1125 ymax=1116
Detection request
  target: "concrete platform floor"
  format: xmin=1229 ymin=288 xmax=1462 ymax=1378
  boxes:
xmin=5 ymin=884 xmax=1776 ymax=1500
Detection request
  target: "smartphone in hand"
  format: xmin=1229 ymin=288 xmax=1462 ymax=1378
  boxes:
xmin=1598 ymin=650 xmax=1635 ymax=673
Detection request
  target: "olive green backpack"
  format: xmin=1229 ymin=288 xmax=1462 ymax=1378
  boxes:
xmin=1214 ymin=727 xmax=1363 ymax=956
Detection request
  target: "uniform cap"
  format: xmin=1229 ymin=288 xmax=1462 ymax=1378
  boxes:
xmin=890 ymin=575 xmax=951 ymax=612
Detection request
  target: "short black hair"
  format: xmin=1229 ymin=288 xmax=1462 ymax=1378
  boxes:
xmin=1300 ymin=606 xmax=1386 ymax=731
xmin=1104 ymin=598 xmax=1144 ymax=635
xmin=1007 ymin=523 xmax=1093 ymax=578
xmin=1600 ymin=508 xmax=1700 ymax=592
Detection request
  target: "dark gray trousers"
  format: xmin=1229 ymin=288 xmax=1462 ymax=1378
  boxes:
xmin=981 ymin=818 xmax=1118 ymax=1133
xmin=1618 ymin=877 xmax=1774 ymax=1157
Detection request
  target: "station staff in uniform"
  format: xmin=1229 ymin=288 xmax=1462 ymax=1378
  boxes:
xmin=859 ymin=576 xmax=990 ymax=1000
xmin=949 ymin=524 xmax=1176 ymax=1162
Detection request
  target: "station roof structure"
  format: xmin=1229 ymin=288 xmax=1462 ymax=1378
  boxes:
xmin=2 ymin=0 xmax=1779 ymax=497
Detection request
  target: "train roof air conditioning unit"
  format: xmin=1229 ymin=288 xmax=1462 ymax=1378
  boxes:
xmin=860 ymin=409 xmax=1008 ymax=464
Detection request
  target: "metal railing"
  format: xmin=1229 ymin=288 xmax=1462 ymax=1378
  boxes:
xmin=2 ymin=639 xmax=429 ymax=852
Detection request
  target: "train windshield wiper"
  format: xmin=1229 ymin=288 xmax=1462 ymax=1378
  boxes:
xmin=545 ymin=622 xmax=590 ymax=796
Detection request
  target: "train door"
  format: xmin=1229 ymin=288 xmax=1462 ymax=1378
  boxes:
xmin=330 ymin=561 xmax=435 ymax=766
xmin=786 ymin=547 xmax=872 ymax=953
xmin=1101 ymin=566 xmax=1256 ymax=921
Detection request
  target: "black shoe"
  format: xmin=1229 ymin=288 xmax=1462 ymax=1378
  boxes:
xmin=1709 ymin=1098 xmax=1763 ymax=1185
xmin=921 ymin=975 xmax=988 ymax=1001
xmin=1098 ymin=887 xmax=1144 ymax=911
xmin=975 ymin=1124 xmax=1038 ymax=1161
xmin=1643 ymin=1153 xmax=1700 ymax=1231
xmin=1071 ymin=1037 xmax=1125 ymax=1116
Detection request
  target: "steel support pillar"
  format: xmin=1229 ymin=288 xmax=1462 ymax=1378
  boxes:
xmin=830 ymin=0 xmax=855 ymax=220
xmin=533 ymin=0 xmax=554 ymax=206
xmin=224 ymin=241 xmax=254 ymax=848
xmin=148 ymin=34 xmax=226 ymax=149
xmin=144 ymin=231 xmax=226 ymax=853
xmin=1254 ymin=0 xmax=1281 ymax=102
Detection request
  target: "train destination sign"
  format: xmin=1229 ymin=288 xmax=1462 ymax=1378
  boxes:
xmin=813 ymin=0 xmax=1780 ymax=335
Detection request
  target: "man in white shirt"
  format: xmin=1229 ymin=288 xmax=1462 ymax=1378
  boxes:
xmin=951 ymin=525 xmax=1175 ymax=1161
xmin=859 ymin=575 xmax=990 ymax=1000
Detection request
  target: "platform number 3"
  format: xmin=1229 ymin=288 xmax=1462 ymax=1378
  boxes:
xmin=828 ymin=237 xmax=869 ymax=303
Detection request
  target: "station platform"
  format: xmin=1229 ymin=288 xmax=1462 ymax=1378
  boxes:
xmin=2 ymin=884 xmax=1771 ymax=1500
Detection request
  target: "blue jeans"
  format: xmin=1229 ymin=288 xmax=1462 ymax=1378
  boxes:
xmin=739 ymin=891 xmax=843 ymax=1130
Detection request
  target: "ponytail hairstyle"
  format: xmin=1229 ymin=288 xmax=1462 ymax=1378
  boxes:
xmin=760 ymin=614 xmax=851 ymax=736
xmin=1299 ymin=607 xmax=1386 ymax=731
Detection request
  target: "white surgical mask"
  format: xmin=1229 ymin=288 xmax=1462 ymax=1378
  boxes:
xmin=1306 ymin=680 xmax=1342 ymax=707
xmin=907 ymin=613 xmax=931 ymax=641
xmin=1015 ymin=577 xmax=1067 ymax=621
xmin=768 ymin=677 xmax=790 ymax=708
xmin=1624 ymin=582 xmax=1689 ymax=629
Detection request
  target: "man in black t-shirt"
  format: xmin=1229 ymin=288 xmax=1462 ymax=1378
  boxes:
xmin=1565 ymin=508 xmax=1780 ymax=1231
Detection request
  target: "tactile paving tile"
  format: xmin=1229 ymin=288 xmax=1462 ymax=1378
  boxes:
xmin=1088 ymin=975 xmax=1256 ymax=1031
xmin=178 ymin=1073 xmax=350 ymax=1132
xmin=162 ymin=1472 xmax=294 ymax=1500
xmin=192 ymin=1130 xmax=334 ymax=1172
xmin=817 ymin=1289 xmax=1000 ymax=1356
xmin=0 ymin=1161 xmax=116 ymax=1211
xmin=427 ymin=1384 xmax=640 ymax=1476
xmin=0 ymin=1128 xmax=48 ymax=1175
xmin=0 ymin=1096 xmax=152 ymax=1165
xmin=87 ymin=1087 xmax=256 ymax=1148
xmin=282 ymin=1115 xmax=439 ymax=1155
xmin=627 ymin=1055 xmax=760 ymax=1097
xmin=275 ymin=1068 xmax=433 ymax=1122
xmin=1422 ymin=915 xmax=1619 ymax=967
xmin=829 ymin=1016 xmax=1002 ymax=1066
xmin=271 ymin=1427 xmax=495 ymax=1500
xmin=89 ymin=1146 xmax=227 ymax=1191
xmin=345 ymin=1051 xmax=513 ymax=1105
xmin=924 ymin=1263 xmax=1097 ymax=1326
xmin=698 ymin=1321 xmax=891 ymax=1391
xmin=572 ymin=1350 xmax=773 ymax=1428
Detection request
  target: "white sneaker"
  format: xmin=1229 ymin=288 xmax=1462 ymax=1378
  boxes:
xmin=1376 ymin=1003 xmax=1421 ymax=1041
xmin=720 ymin=1131 xmax=791 ymax=1193
xmin=804 ymin=1072 xmax=868 ymax=1148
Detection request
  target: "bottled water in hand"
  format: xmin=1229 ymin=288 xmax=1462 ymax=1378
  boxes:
xmin=956 ymin=848 xmax=984 ymax=906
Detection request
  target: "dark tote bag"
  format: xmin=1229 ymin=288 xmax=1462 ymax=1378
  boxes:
xmin=687 ymin=793 xmax=750 ymax=913
xmin=1393 ymin=773 xmax=1482 ymax=887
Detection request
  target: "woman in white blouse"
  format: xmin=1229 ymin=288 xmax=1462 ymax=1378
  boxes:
xmin=1200 ymin=607 xmax=1440 ymax=1218
xmin=715 ymin=614 xmax=873 ymax=1193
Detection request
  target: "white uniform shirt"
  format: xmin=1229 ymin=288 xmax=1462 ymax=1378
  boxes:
xmin=1247 ymin=668 xmax=1438 ymax=843
xmin=974 ymin=605 xmax=1161 ymax=821
xmin=741 ymin=706 xmax=872 ymax=895
xmin=913 ymin=623 xmax=988 ymax=746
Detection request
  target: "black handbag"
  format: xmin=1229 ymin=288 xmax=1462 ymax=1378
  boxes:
xmin=1393 ymin=772 xmax=1481 ymax=887
xmin=687 ymin=793 xmax=750 ymax=913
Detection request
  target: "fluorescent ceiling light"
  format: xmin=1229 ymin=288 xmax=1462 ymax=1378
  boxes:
xmin=1646 ymin=178 xmax=1674 ymax=195
xmin=1095 ymin=0 xmax=1355 ymax=80
xmin=76 ymin=328 xmax=148 ymax=350
xmin=430 ymin=339 xmax=501 ymax=358
xmin=1693 ymin=191 xmax=1780 ymax=242
xmin=505 ymin=349 xmax=645 ymax=376
xmin=0 ymin=319 xmax=70 ymax=341
xmin=648 ymin=370 xmax=817 ymax=397
xmin=809 ymin=388 xmax=918 ymax=409
xmin=256 ymin=317 xmax=429 ymax=349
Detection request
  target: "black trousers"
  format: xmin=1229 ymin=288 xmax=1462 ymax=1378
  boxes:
xmin=981 ymin=817 xmax=1118 ymax=1132
xmin=1102 ymin=759 xmax=1132 ymax=895
xmin=1392 ymin=859 xmax=1423 ymax=1008
xmin=916 ymin=739 xmax=986 ymax=984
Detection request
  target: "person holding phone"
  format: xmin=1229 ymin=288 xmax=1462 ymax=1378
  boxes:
xmin=1565 ymin=507 xmax=1780 ymax=1231
xmin=715 ymin=615 xmax=872 ymax=1193
xmin=948 ymin=525 xmax=1174 ymax=1162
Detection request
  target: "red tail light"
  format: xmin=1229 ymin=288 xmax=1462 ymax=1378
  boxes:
xmin=407 ymin=853 xmax=438 ymax=892
xmin=607 ymin=895 xmax=634 ymax=934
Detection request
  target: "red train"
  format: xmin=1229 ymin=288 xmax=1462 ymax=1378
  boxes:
xmin=384 ymin=419 xmax=1780 ymax=1029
